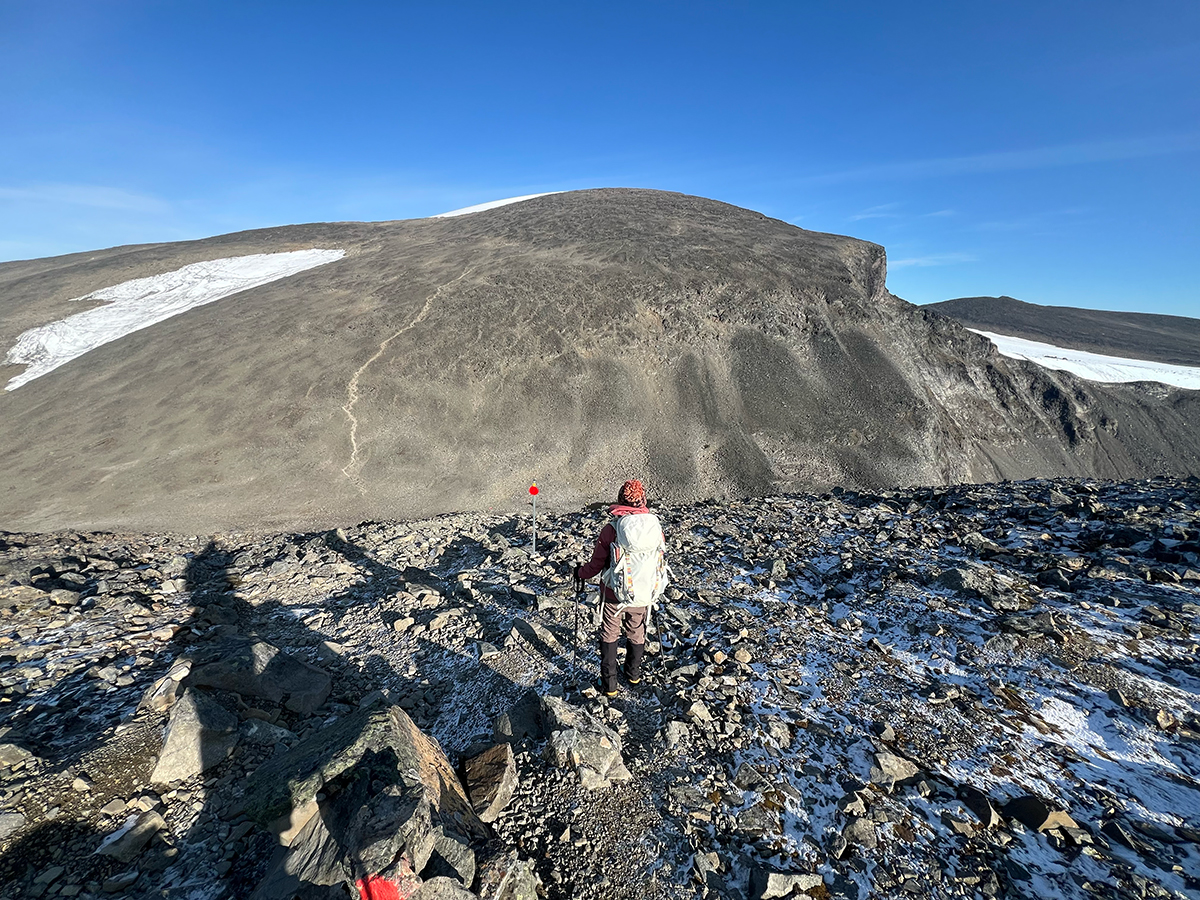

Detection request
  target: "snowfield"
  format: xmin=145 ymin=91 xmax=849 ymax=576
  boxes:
xmin=3 ymin=249 xmax=345 ymax=391
xmin=972 ymin=329 xmax=1200 ymax=391
xmin=432 ymin=193 xmax=560 ymax=218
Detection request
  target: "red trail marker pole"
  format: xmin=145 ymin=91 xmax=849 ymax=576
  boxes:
xmin=529 ymin=483 xmax=539 ymax=553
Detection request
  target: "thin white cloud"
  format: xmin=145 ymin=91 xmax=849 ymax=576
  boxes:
xmin=799 ymin=133 xmax=1200 ymax=185
xmin=0 ymin=183 xmax=169 ymax=214
xmin=890 ymin=252 xmax=977 ymax=268
xmin=924 ymin=209 xmax=956 ymax=218
xmin=848 ymin=202 xmax=901 ymax=221
xmin=974 ymin=207 xmax=1090 ymax=232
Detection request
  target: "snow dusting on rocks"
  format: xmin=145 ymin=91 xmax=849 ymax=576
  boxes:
xmin=0 ymin=476 xmax=1198 ymax=900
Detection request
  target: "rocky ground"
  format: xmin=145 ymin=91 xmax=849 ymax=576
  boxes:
xmin=1 ymin=475 xmax=1199 ymax=900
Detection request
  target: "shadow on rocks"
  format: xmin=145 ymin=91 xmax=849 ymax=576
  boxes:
xmin=0 ymin=518 xmax=568 ymax=900
xmin=0 ymin=532 xmax=408 ymax=899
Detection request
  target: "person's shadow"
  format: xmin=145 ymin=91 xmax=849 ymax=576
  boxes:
xmin=0 ymin=529 xmax=442 ymax=898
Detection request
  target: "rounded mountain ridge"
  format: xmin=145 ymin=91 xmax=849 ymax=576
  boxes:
xmin=0 ymin=188 xmax=1196 ymax=531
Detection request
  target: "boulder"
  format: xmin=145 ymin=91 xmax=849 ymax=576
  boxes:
xmin=253 ymin=721 xmax=482 ymax=900
xmin=869 ymin=750 xmax=918 ymax=791
xmin=1036 ymin=568 xmax=1072 ymax=591
xmin=869 ymin=720 xmax=895 ymax=742
xmin=737 ymin=802 xmax=779 ymax=838
xmin=95 ymin=810 xmax=165 ymax=863
xmin=1002 ymin=794 xmax=1078 ymax=832
xmin=150 ymin=688 xmax=238 ymax=785
xmin=243 ymin=705 xmax=484 ymax=839
xmin=748 ymin=863 xmax=823 ymax=899
xmin=252 ymin=763 xmax=430 ymax=900
xmin=663 ymin=720 xmax=690 ymax=748
xmin=241 ymin=718 xmax=296 ymax=746
xmin=0 ymin=811 xmax=25 ymax=841
xmin=935 ymin=565 xmax=998 ymax=599
xmin=476 ymin=850 xmax=539 ymax=900
xmin=541 ymin=695 xmax=626 ymax=789
xmin=464 ymin=743 xmax=517 ymax=823
xmin=412 ymin=878 xmax=480 ymax=899
xmin=492 ymin=690 xmax=542 ymax=744
xmin=958 ymin=784 xmax=1002 ymax=829
xmin=190 ymin=639 xmax=331 ymax=715
xmin=843 ymin=816 xmax=878 ymax=850
xmin=0 ymin=743 xmax=34 ymax=768
xmin=837 ymin=790 xmax=868 ymax=818
xmin=692 ymin=852 xmax=723 ymax=892
xmin=138 ymin=662 xmax=191 ymax=714
xmin=422 ymin=826 xmax=477 ymax=886
xmin=999 ymin=611 xmax=1067 ymax=642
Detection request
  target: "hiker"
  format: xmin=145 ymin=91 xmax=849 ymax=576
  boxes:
xmin=573 ymin=479 xmax=669 ymax=697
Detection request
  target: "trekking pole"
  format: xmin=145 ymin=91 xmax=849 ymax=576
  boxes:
xmin=572 ymin=575 xmax=582 ymax=683
xmin=529 ymin=483 xmax=539 ymax=553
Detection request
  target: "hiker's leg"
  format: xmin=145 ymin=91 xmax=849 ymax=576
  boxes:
xmin=599 ymin=640 xmax=619 ymax=696
xmin=623 ymin=607 xmax=647 ymax=682
xmin=599 ymin=602 xmax=623 ymax=644
xmin=598 ymin=603 xmax=621 ymax=695
xmin=623 ymin=606 xmax=647 ymax=644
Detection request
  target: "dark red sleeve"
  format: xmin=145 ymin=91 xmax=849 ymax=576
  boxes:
xmin=578 ymin=523 xmax=616 ymax=580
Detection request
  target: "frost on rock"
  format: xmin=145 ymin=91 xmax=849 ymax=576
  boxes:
xmin=3 ymin=249 xmax=345 ymax=390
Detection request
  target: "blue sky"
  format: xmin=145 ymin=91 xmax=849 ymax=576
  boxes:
xmin=2 ymin=1 xmax=1197 ymax=316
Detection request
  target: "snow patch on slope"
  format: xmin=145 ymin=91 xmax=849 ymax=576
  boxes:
xmin=3 ymin=249 xmax=345 ymax=391
xmin=431 ymin=193 xmax=559 ymax=218
xmin=972 ymin=329 xmax=1200 ymax=391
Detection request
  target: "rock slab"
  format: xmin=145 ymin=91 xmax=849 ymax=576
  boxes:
xmin=464 ymin=743 xmax=517 ymax=823
xmin=151 ymin=688 xmax=238 ymax=785
xmin=190 ymin=639 xmax=331 ymax=715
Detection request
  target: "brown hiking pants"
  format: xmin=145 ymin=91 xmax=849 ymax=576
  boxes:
xmin=599 ymin=603 xmax=647 ymax=645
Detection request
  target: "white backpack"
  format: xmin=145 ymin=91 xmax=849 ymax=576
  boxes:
xmin=602 ymin=513 xmax=670 ymax=609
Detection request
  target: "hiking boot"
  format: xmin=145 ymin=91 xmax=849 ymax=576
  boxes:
xmin=599 ymin=640 xmax=619 ymax=696
xmin=624 ymin=641 xmax=645 ymax=684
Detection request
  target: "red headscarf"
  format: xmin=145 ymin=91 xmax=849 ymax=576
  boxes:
xmin=618 ymin=479 xmax=647 ymax=507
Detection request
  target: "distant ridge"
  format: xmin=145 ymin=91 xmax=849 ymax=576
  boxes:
xmin=926 ymin=295 xmax=1200 ymax=367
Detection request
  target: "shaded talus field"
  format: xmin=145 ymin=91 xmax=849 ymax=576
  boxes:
xmin=1 ymin=189 xmax=1198 ymax=531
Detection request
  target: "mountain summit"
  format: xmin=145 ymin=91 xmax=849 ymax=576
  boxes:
xmin=1 ymin=189 xmax=1197 ymax=531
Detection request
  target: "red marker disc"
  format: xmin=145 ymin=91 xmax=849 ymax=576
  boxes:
xmin=529 ymin=484 xmax=539 ymax=496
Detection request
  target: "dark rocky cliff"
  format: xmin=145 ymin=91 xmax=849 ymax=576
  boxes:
xmin=0 ymin=189 xmax=1197 ymax=531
